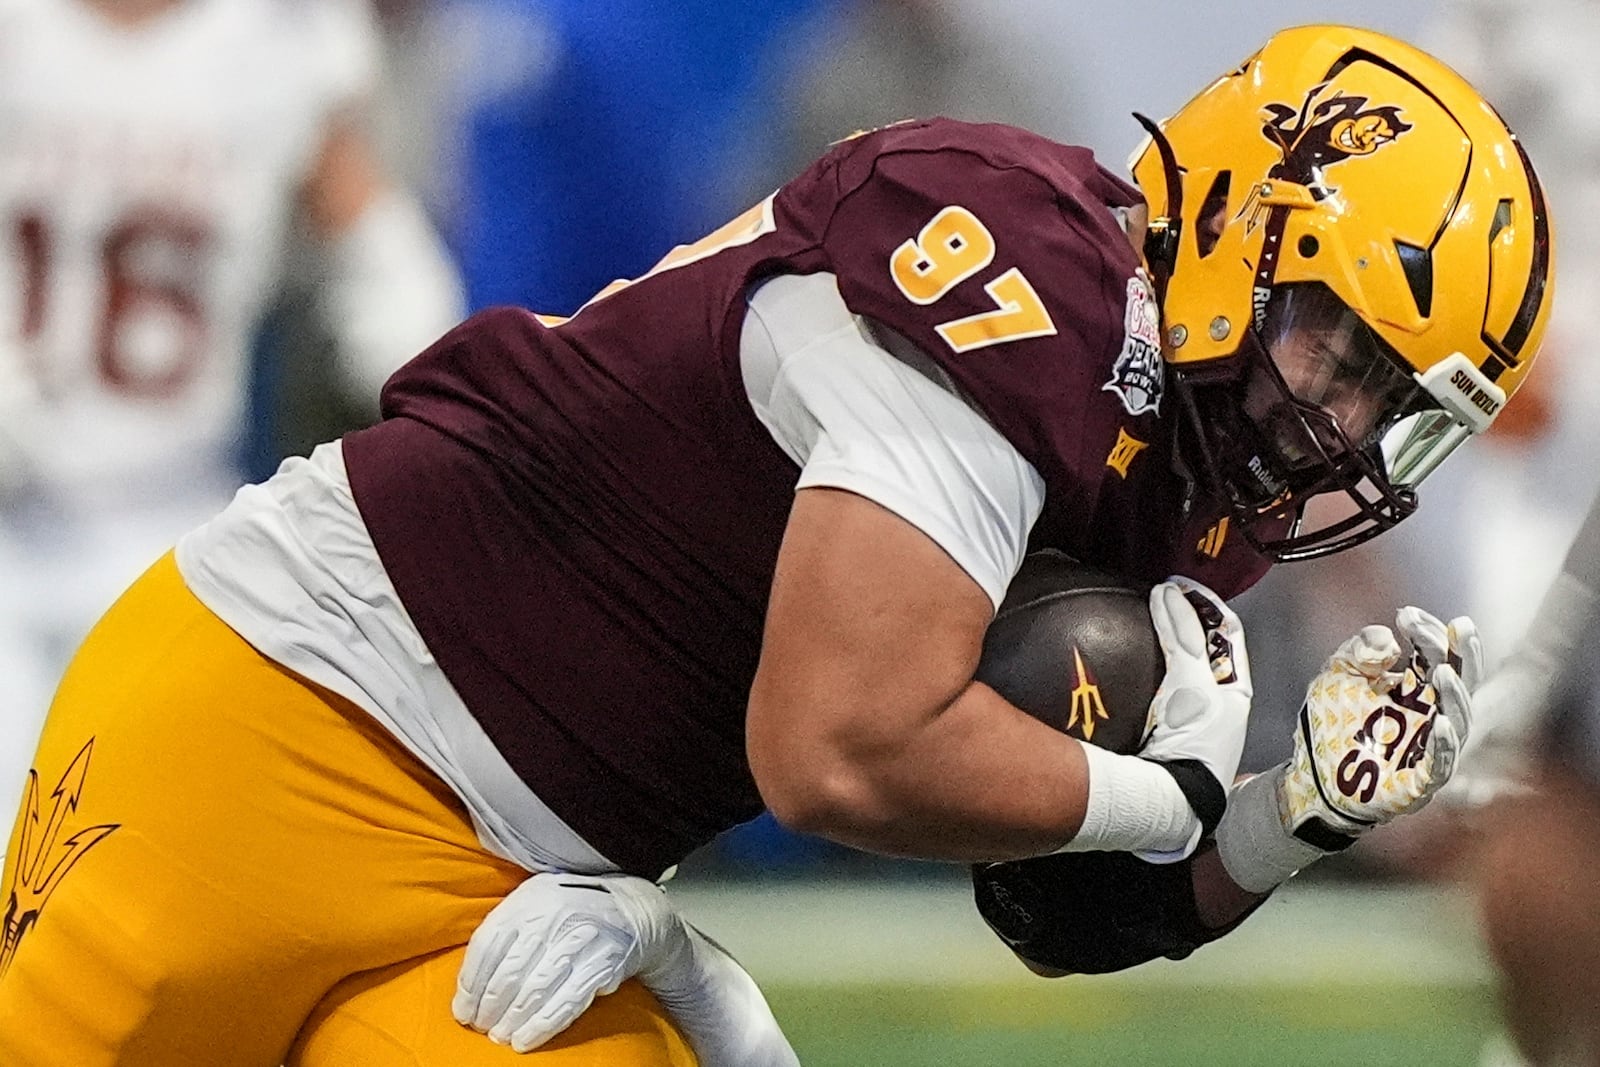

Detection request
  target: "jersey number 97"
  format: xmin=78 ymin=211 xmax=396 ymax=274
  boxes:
xmin=889 ymin=205 xmax=1056 ymax=354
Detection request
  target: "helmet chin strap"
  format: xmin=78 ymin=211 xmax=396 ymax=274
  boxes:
xmin=1132 ymin=113 xmax=1184 ymax=304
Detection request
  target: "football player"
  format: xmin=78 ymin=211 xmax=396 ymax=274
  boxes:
xmin=0 ymin=0 xmax=465 ymax=811
xmin=1423 ymin=485 xmax=1600 ymax=1067
xmin=0 ymin=22 xmax=1550 ymax=1067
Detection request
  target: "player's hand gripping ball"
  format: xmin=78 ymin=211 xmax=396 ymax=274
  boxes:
xmin=978 ymin=552 xmax=1250 ymax=815
xmin=970 ymin=552 xmax=1248 ymax=974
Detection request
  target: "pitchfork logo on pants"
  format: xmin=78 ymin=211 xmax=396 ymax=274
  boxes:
xmin=0 ymin=739 xmax=119 ymax=977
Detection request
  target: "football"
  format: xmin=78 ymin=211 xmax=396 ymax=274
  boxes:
xmin=972 ymin=552 xmax=1179 ymax=974
xmin=975 ymin=549 xmax=1161 ymax=755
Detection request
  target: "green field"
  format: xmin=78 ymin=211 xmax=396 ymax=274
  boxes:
xmin=770 ymin=982 xmax=1494 ymax=1066
xmin=672 ymin=878 xmax=1500 ymax=1066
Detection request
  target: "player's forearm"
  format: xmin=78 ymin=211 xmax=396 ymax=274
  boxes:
xmin=642 ymin=925 xmax=800 ymax=1067
xmin=1003 ymin=808 xmax=1280 ymax=981
xmin=761 ymin=679 xmax=1194 ymax=861
xmin=1484 ymin=486 xmax=1600 ymax=717
xmin=1189 ymin=839 xmax=1272 ymax=928
xmin=1212 ymin=764 xmax=1334 ymax=895
xmin=302 ymin=118 xmax=465 ymax=399
xmin=1488 ymin=495 xmax=1600 ymax=721
xmin=759 ymin=677 xmax=1086 ymax=858
xmin=1010 ymin=838 xmax=1269 ymax=980
xmin=321 ymin=188 xmax=466 ymax=399
xmin=1495 ymin=492 xmax=1600 ymax=697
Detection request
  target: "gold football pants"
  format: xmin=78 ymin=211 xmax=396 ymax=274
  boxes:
xmin=0 ymin=553 xmax=694 ymax=1067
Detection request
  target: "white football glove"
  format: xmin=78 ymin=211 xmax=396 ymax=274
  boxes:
xmin=1216 ymin=608 xmax=1481 ymax=894
xmin=454 ymin=872 xmax=798 ymax=1067
xmin=1280 ymin=607 xmax=1481 ymax=843
xmin=453 ymin=872 xmax=676 ymax=1051
xmin=1139 ymin=577 xmax=1254 ymax=831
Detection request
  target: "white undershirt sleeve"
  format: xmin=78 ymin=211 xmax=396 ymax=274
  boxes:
xmin=740 ymin=272 xmax=1044 ymax=609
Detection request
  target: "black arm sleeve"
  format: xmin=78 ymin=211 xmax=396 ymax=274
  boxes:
xmin=971 ymin=841 xmax=1266 ymax=975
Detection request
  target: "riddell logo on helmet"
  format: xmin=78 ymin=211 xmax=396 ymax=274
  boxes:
xmin=1251 ymin=285 xmax=1272 ymax=329
xmin=1260 ymin=86 xmax=1412 ymax=187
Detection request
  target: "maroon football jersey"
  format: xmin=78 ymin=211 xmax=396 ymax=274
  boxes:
xmin=343 ymin=118 xmax=1271 ymax=877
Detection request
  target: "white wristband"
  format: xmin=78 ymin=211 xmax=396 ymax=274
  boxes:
xmin=1214 ymin=764 xmax=1327 ymax=893
xmin=1055 ymin=744 xmax=1201 ymax=860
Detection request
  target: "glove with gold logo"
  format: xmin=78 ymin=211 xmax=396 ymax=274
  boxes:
xmin=1215 ymin=607 xmax=1481 ymax=893
xmin=1282 ymin=608 xmax=1480 ymax=846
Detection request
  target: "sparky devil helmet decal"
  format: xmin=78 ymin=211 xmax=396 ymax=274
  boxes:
xmin=1261 ymin=87 xmax=1412 ymax=187
xmin=1237 ymin=85 xmax=1417 ymax=242
xmin=1131 ymin=25 xmax=1553 ymax=561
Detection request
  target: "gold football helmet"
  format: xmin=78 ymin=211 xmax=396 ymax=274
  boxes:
xmin=1131 ymin=24 xmax=1553 ymax=560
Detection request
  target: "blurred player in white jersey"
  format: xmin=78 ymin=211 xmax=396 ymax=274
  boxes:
xmin=0 ymin=0 xmax=465 ymax=809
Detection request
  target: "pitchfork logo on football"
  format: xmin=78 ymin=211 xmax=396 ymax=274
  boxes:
xmin=1259 ymin=85 xmax=1411 ymax=193
xmin=1103 ymin=270 xmax=1164 ymax=417
xmin=1 ymin=740 xmax=119 ymax=978
xmin=1067 ymin=646 xmax=1111 ymax=742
